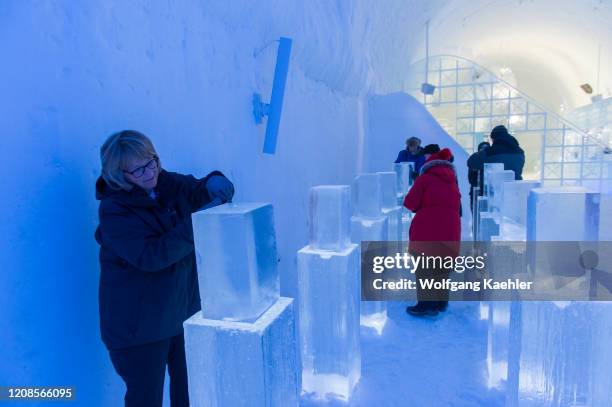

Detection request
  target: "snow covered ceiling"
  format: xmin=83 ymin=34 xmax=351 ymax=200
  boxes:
xmin=418 ymin=0 xmax=612 ymax=112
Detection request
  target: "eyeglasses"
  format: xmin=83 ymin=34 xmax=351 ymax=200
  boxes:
xmin=124 ymin=156 xmax=158 ymax=178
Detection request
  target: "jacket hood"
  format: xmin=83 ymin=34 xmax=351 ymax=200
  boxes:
xmin=419 ymin=158 xmax=457 ymax=184
xmin=492 ymin=131 xmax=523 ymax=153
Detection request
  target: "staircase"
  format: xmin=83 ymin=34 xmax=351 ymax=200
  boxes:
xmin=407 ymin=55 xmax=612 ymax=192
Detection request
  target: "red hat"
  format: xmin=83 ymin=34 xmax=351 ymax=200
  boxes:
xmin=426 ymin=147 xmax=453 ymax=162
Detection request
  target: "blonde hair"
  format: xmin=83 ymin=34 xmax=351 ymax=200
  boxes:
xmin=100 ymin=130 xmax=160 ymax=191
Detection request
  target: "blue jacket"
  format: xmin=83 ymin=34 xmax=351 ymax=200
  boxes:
xmin=395 ymin=149 xmax=426 ymax=173
xmin=94 ymin=169 xmax=231 ymax=350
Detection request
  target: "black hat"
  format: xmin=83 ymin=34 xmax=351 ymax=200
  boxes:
xmin=477 ymin=141 xmax=491 ymax=151
xmin=422 ymin=144 xmax=441 ymax=155
xmin=490 ymin=125 xmax=509 ymax=139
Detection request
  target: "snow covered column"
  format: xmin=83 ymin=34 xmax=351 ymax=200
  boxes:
xmin=297 ymin=186 xmax=361 ymax=400
xmin=185 ymin=203 xmax=299 ymax=407
xmin=351 ymin=174 xmax=388 ymax=334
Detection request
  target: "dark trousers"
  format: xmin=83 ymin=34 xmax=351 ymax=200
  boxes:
xmin=415 ymin=265 xmax=450 ymax=310
xmin=109 ymin=332 xmax=189 ymax=407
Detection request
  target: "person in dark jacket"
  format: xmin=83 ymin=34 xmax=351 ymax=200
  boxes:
xmin=468 ymin=141 xmax=490 ymax=212
xmin=95 ymin=130 xmax=234 ymax=407
xmin=395 ymin=137 xmax=426 ymax=180
xmin=403 ymin=148 xmax=461 ymax=316
xmin=467 ymin=125 xmax=525 ymax=190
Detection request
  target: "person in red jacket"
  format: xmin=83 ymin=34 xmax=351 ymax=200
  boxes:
xmin=403 ymin=148 xmax=461 ymax=316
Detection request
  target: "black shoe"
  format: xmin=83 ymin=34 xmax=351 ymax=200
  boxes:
xmin=436 ymin=302 xmax=449 ymax=312
xmin=406 ymin=304 xmax=438 ymax=317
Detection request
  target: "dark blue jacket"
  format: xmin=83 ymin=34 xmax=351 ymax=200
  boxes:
xmin=395 ymin=149 xmax=426 ymax=173
xmin=467 ymin=133 xmax=525 ymax=182
xmin=94 ymin=169 xmax=230 ymax=350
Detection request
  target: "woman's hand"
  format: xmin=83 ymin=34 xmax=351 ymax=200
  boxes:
xmin=205 ymin=175 xmax=234 ymax=203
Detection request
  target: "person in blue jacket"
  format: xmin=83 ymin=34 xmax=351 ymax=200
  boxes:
xmin=395 ymin=137 xmax=426 ymax=182
xmin=94 ymin=130 xmax=234 ymax=407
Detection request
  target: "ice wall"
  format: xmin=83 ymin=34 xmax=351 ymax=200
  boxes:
xmin=365 ymin=92 xmax=472 ymax=237
xmin=0 ymin=1 xmax=445 ymax=404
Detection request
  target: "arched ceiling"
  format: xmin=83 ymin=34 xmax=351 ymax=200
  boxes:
xmin=415 ymin=0 xmax=612 ymax=113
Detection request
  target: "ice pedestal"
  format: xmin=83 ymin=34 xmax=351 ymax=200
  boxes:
xmin=378 ymin=171 xmax=403 ymax=243
xmin=188 ymin=203 xmax=298 ymax=406
xmin=297 ymin=186 xmax=361 ymax=401
xmin=477 ymin=168 xmax=513 ymax=241
xmin=501 ymin=181 xmax=541 ymax=226
xmin=498 ymin=181 xmax=540 ymax=241
xmin=308 ymin=186 xmax=351 ymax=251
xmin=483 ymin=163 xmax=505 ymax=196
xmin=184 ymin=298 xmax=299 ymax=407
xmin=352 ymin=173 xmax=383 ymax=218
xmin=599 ymin=193 xmax=612 ymax=240
xmin=351 ymin=174 xmax=388 ymax=333
xmin=401 ymin=213 xmax=412 ymax=242
xmin=297 ymin=246 xmax=360 ymax=400
xmin=191 ymin=203 xmax=279 ymax=321
xmin=526 ymin=187 xmax=600 ymax=241
xmin=487 ymin=170 xmax=515 ymax=212
xmin=393 ymin=162 xmax=414 ymax=205
xmin=487 ymin=302 xmax=511 ymax=389
xmin=480 ymin=212 xmax=501 ymax=241
xmin=505 ymin=302 xmax=612 ymax=407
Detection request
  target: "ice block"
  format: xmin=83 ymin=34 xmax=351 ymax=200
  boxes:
xmin=393 ymin=162 xmax=414 ymax=203
xmin=184 ymin=298 xmax=299 ymax=407
xmin=308 ymin=186 xmax=351 ymax=252
xmin=487 ymin=302 xmax=511 ymax=389
xmin=599 ymin=193 xmax=612 ymax=241
xmin=483 ymin=163 xmax=505 ymax=196
xmin=487 ymin=170 xmax=516 ymax=213
xmin=351 ymin=217 xmax=388 ymax=333
xmin=352 ymin=174 xmax=383 ymax=218
xmin=191 ymin=203 xmax=279 ymax=321
xmin=501 ymin=181 xmax=541 ymax=225
xmin=506 ymin=302 xmax=612 ymax=407
xmin=378 ymin=172 xmax=398 ymax=210
xmin=378 ymin=172 xmax=403 ymax=243
xmin=479 ymin=212 xmax=500 ymax=241
xmin=297 ymin=245 xmax=361 ymax=400
xmin=526 ymin=187 xmax=600 ymax=241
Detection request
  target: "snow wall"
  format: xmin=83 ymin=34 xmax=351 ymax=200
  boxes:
xmin=0 ymin=1 xmax=454 ymax=404
xmin=365 ymin=92 xmax=472 ymax=236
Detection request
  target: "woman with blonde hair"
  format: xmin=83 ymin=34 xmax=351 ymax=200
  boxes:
xmin=95 ymin=130 xmax=234 ymax=406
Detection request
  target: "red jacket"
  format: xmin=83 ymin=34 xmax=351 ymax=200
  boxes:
xmin=403 ymin=148 xmax=461 ymax=256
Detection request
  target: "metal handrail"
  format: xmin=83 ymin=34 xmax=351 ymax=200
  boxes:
xmin=409 ymin=54 xmax=610 ymax=151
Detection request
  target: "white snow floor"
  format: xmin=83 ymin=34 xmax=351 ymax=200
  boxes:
xmin=301 ymin=301 xmax=505 ymax=407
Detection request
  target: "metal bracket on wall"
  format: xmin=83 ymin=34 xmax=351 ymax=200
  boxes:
xmin=252 ymin=37 xmax=292 ymax=155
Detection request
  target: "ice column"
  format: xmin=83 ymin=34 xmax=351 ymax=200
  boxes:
xmin=498 ymin=181 xmax=540 ymax=241
xmin=185 ymin=203 xmax=299 ymax=407
xmin=504 ymin=188 xmax=609 ymax=406
xmin=351 ymin=174 xmax=388 ymax=334
xmin=527 ymin=187 xmax=600 ymax=241
xmin=393 ymin=162 xmax=414 ymax=205
xmin=480 ymin=169 xmax=514 ymax=241
xmin=487 ymin=301 xmax=511 ymax=389
xmin=474 ymin=164 xmax=504 ymax=241
xmin=378 ymin=172 xmax=403 ymax=242
xmin=487 ymin=170 xmax=515 ymax=213
xmin=598 ymin=192 xmax=612 ymax=240
xmin=506 ymin=302 xmax=612 ymax=407
xmin=298 ymin=186 xmax=361 ymax=401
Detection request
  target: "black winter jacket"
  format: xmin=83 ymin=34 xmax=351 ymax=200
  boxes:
xmin=94 ymin=169 xmax=229 ymax=350
xmin=467 ymin=133 xmax=525 ymax=185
